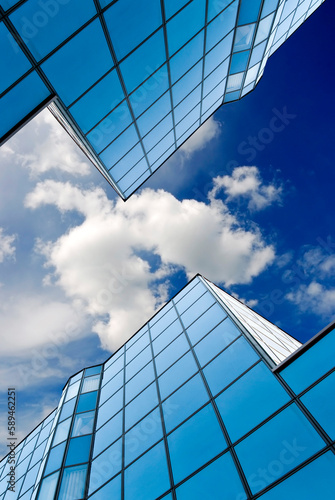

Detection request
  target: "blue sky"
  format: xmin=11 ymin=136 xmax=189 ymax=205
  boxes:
xmin=0 ymin=1 xmax=334 ymax=458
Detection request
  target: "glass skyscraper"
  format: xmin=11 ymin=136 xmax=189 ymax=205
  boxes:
xmin=1 ymin=275 xmax=334 ymax=499
xmin=0 ymin=0 xmax=325 ymax=199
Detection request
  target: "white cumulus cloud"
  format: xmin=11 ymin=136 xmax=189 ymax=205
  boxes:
xmin=25 ymin=180 xmax=275 ymax=351
xmin=210 ymin=166 xmax=283 ymax=211
xmin=0 ymin=228 xmax=15 ymax=263
xmin=180 ymin=116 xmax=221 ymax=158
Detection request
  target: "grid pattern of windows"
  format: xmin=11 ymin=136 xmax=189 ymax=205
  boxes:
xmin=0 ymin=276 xmax=334 ymax=499
xmin=0 ymin=0 xmax=325 ymax=199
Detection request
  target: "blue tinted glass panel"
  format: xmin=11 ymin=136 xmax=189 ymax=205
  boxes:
xmin=301 ymin=370 xmax=335 ymax=439
xmin=170 ymin=31 xmax=204 ymax=83
xmin=89 ymin=473 xmax=121 ymax=500
xmin=167 ymin=0 xmax=206 ymax=56
xmin=262 ymin=0 xmax=279 ymax=18
xmin=93 ymin=410 xmax=123 ymax=458
xmin=120 ymin=30 xmax=166 ymax=94
xmin=41 ymin=20 xmax=113 ymax=105
xmin=125 ymin=361 xmax=155 ymax=404
xmin=0 ymin=23 xmax=31 ymax=94
xmin=105 ymin=0 xmax=162 ymax=60
xmin=0 ymin=0 xmax=20 ymax=8
xmin=258 ymin=451 xmax=335 ymax=500
xmin=172 ymin=61 xmax=203 ymax=106
xmin=0 ymin=71 xmax=50 ymax=138
xmin=118 ymin=158 xmax=148 ymax=191
xmin=76 ymin=391 xmax=98 ymax=413
xmin=126 ymin=331 xmax=150 ymax=363
xmin=249 ymin=39 xmax=266 ymax=66
xmin=236 ymin=404 xmax=325 ymax=494
xmin=111 ymin=144 xmax=145 ymax=183
xmin=206 ymin=1 xmax=238 ymax=52
xmin=174 ymin=86 xmax=201 ymax=124
xmin=125 ymin=408 xmax=163 ymax=466
xmin=181 ymin=292 xmax=216 ymax=327
xmin=70 ymin=70 xmax=125 ymax=134
xmin=81 ymin=375 xmax=100 ymax=393
xmin=238 ymin=0 xmax=262 ymax=24
xmin=100 ymin=125 xmax=139 ymax=166
xmin=280 ymin=328 xmax=335 ymax=394
xmin=125 ymin=383 xmax=159 ymax=431
xmin=203 ymin=337 xmax=259 ymax=396
xmin=163 ymin=374 xmax=209 ymax=433
xmin=125 ymin=346 xmax=152 ymax=380
xmin=168 ymin=404 xmax=227 ymax=483
xmin=65 ymin=435 xmax=91 ymax=466
xmin=143 ymin=113 xmax=173 ymax=150
xmin=129 ymin=66 xmax=169 ymax=119
xmin=53 ymin=417 xmax=71 ymax=446
xmin=100 ymin=371 xmax=123 ymax=405
xmin=152 ymin=319 xmax=183 ymax=355
xmin=164 ymin=0 xmax=189 ymax=19
xmin=58 ymin=464 xmax=87 ymax=500
xmin=204 ymin=31 xmax=233 ymax=76
xmin=136 ymin=90 xmax=171 ymax=137
xmin=89 ymin=438 xmax=122 ymax=495
xmin=72 ymin=411 xmax=95 ymax=437
xmin=234 ymin=24 xmax=256 ymax=50
xmin=224 ymin=89 xmax=240 ymax=102
xmin=65 ymin=380 xmax=80 ymax=402
xmin=59 ymin=398 xmax=76 ymax=422
xmin=230 ymin=50 xmax=250 ymax=73
xmin=147 ymin=130 xmax=174 ymax=164
xmin=203 ymin=58 xmax=229 ymax=96
xmin=155 ymin=334 xmax=189 ymax=375
xmin=10 ymin=0 xmax=96 ymax=60
xmin=176 ymin=452 xmax=246 ymax=500
xmin=158 ymin=352 xmax=198 ymax=400
xmin=124 ymin=441 xmax=170 ymax=500
xmin=176 ymin=104 xmax=200 ymax=138
xmin=255 ymin=13 xmax=274 ymax=44
xmin=216 ymin=362 xmax=290 ymax=441
xmin=186 ymin=303 xmax=227 ymax=344
xmin=194 ymin=317 xmax=240 ymax=366
xmin=37 ymin=471 xmax=59 ymax=499
xmin=103 ymin=352 xmax=124 ymax=381
xmin=85 ymin=366 xmax=102 ymax=376
xmin=150 ymin=305 xmax=178 ymax=337
xmin=44 ymin=441 xmax=66 ymax=475
xmin=207 ymin=0 xmax=232 ymax=22
xmin=97 ymin=388 xmax=123 ymax=429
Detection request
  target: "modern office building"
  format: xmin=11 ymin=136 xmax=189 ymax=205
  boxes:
xmin=1 ymin=275 xmax=334 ymax=499
xmin=0 ymin=0 xmax=326 ymax=199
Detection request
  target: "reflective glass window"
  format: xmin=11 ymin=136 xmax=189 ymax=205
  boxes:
xmin=216 ymin=362 xmax=290 ymax=441
xmin=65 ymin=380 xmax=80 ymax=402
xmin=93 ymin=410 xmax=123 ymax=458
xmin=70 ymin=70 xmax=124 ymax=134
xmin=0 ymin=22 xmax=31 ymax=94
xmin=236 ymin=404 xmax=325 ymax=494
xmin=85 ymin=366 xmax=102 ymax=376
xmin=152 ymin=319 xmax=183 ymax=355
xmin=176 ymin=452 xmax=246 ymax=499
xmin=207 ymin=0 xmax=232 ymax=22
xmin=163 ymin=374 xmax=209 ymax=433
xmin=20 ymin=462 xmax=39 ymax=495
xmin=143 ymin=113 xmax=173 ymax=151
xmin=10 ymin=0 xmax=96 ymax=60
xmin=126 ymin=345 xmax=152 ymax=380
xmin=44 ymin=441 xmax=66 ymax=475
xmin=71 ymin=411 xmax=95 ymax=437
xmin=280 ymin=328 xmax=335 ymax=394
xmin=124 ymin=441 xmax=170 ymax=500
xmin=105 ymin=0 xmax=162 ymax=60
xmin=89 ymin=438 xmax=122 ymax=495
xmin=125 ymin=361 xmax=155 ymax=404
xmin=164 ymin=0 xmax=189 ymax=20
xmin=120 ymin=30 xmax=166 ymax=94
xmin=168 ymin=404 xmax=227 ymax=483
xmin=37 ymin=471 xmax=59 ymax=499
xmin=300 ymin=370 xmax=335 ymax=439
xmin=59 ymin=398 xmax=76 ymax=423
xmin=125 ymin=383 xmax=159 ymax=431
xmin=230 ymin=50 xmax=250 ymax=74
xmin=53 ymin=417 xmax=71 ymax=446
xmin=167 ymin=0 xmax=206 ymax=56
xmin=176 ymin=105 xmax=200 ymax=139
xmin=203 ymin=58 xmax=229 ymax=98
xmin=118 ymin=158 xmax=148 ymax=192
xmin=158 ymin=351 xmax=198 ymax=400
xmin=65 ymin=435 xmax=91 ymax=466
xmin=58 ymin=464 xmax=87 ymax=500
xmin=0 ymin=71 xmax=50 ymax=138
xmin=69 ymin=371 xmax=82 ymax=385
xmin=203 ymin=336 xmax=259 ymax=396
xmin=205 ymin=1 xmax=238 ymax=52
xmin=103 ymin=353 xmax=124 ymax=383
xmin=76 ymin=391 xmax=98 ymax=413
xmin=227 ymin=72 xmax=243 ymax=91
xmin=82 ymin=375 xmax=100 ymax=393
xmin=249 ymin=39 xmax=266 ymax=67
xmin=194 ymin=317 xmax=240 ymax=366
xmin=170 ymin=31 xmax=204 ymax=84
xmin=126 ymin=331 xmax=150 ymax=364
xmin=186 ymin=303 xmax=227 ymax=345
xmin=174 ymin=86 xmax=201 ymax=125
xmin=148 ymin=130 xmax=175 ymax=164
xmin=181 ymin=291 xmax=216 ymax=328
xmin=89 ymin=473 xmax=121 ymax=500
xmin=97 ymin=388 xmax=123 ymax=429
xmin=155 ymin=333 xmax=189 ymax=375
xmin=234 ymin=24 xmax=256 ymax=51
xmin=172 ymin=61 xmax=203 ymax=106
xmin=100 ymin=370 xmax=123 ymax=405
xmin=129 ymin=65 xmax=170 ymax=119
xmin=204 ymin=31 xmax=233 ymax=77
xmin=41 ymin=19 xmax=113 ymax=106
xmin=255 ymin=13 xmax=274 ymax=44
xmin=109 ymin=143 xmax=145 ymax=182
xmin=244 ymin=62 xmax=260 ymax=87
xmin=258 ymin=451 xmax=335 ymax=500
xmin=224 ymin=89 xmax=240 ymax=102
xmin=262 ymin=0 xmax=279 ymax=18
xmin=174 ymin=281 xmax=206 ymax=312
xmin=100 ymin=125 xmax=139 ymax=167
xmin=238 ymin=0 xmax=262 ymax=24
xmin=136 ymin=91 xmax=170 ymax=139
xmin=150 ymin=306 xmax=178 ymax=339
xmin=125 ymin=407 xmax=163 ymax=466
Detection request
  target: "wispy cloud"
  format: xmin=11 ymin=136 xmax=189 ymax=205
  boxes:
xmin=180 ymin=116 xmax=222 ymax=158
xmin=210 ymin=166 xmax=283 ymax=211
xmin=25 ymin=179 xmax=275 ymax=351
xmin=0 ymin=228 xmax=15 ymax=263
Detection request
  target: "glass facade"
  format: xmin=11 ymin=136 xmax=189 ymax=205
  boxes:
xmin=0 ymin=0 xmax=326 ymax=199
xmin=0 ymin=274 xmax=334 ymax=499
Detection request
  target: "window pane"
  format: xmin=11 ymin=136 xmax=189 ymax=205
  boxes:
xmin=93 ymin=410 xmax=123 ymax=458
xmin=126 ymin=331 xmax=150 ymax=364
xmin=186 ymin=303 xmax=227 ymax=345
xmin=105 ymin=0 xmax=162 ymax=60
xmin=59 ymin=398 xmax=76 ymax=423
xmin=230 ymin=50 xmax=250 ymax=74
xmin=58 ymin=464 xmax=88 ymax=500
xmin=300 ymin=370 xmax=335 ymax=440
xmin=194 ymin=317 xmax=240 ymax=366
xmin=126 ymin=345 xmax=152 ymax=380
xmin=152 ymin=319 xmax=183 ymax=356
xmin=89 ymin=473 xmax=121 ymax=500
xmin=53 ymin=417 xmax=71 ymax=446
xmin=65 ymin=380 xmax=80 ymax=402
xmin=205 ymin=1 xmax=238 ymax=52
xmin=176 ymin=452 xmax=246 ymax=500
xmin=100 ymin=371 xmax=123 ymax=406
xmin=72 ymin=411 xmax=95 ymax=437
xmin=163 ymin=374 xmax=209 ymax=433
xmin=238 ymin=0 xmax=262 ymax=23
xmin=168 ymin=404 xmax=227 ymax=483
xmin=235 ymin=404 xmax=325 ymax=494
xmin=76 ymin=391 xmax=98 ymax=413
xmin=234 ymin=24 xmax=256 ymax=51
xmin=170 ymin=31 xmax=204 ymax=84
xmin=125 ymin=408 xmax=163 ymax=466
xmin=124 ymin=441 xmax=170 ymax=500
xmin=37 ymin=471 xmax=59 ymax=500
xmin=167 ymin=0 xmax=206 ymax=56
xmin=150 ymin=306 xmax=178 ymax=338
xmin=125 ymin=383 xmax=159 ymax=431
xmin=97 ymin=388 xmax=123 ymax=429
xmin=82 ymin=375 xmax=100 ymax=393
xmin=158 ymin=352 xmax=198 ymax=400
xmin=89 ymin=438 xmax=122 ymax=495
xmin=216 ymin=362 xmax=290 ymax=441
xmin=0 ymin=22 xmax=31 ymax=94
xmin=44 ymin=441 xmax=66 ymax=476
xmin=125 ymin=361 xmax=155 ymax=404
xmin=155 ymin=334 xmax=189 ymax=375
xmin=85 ymin=366 xmax=102 ymax=376
xmin=203 ymin=336 xmax=259 ymax=396
xmin=65 ymin=435 xmax=91 ymax=466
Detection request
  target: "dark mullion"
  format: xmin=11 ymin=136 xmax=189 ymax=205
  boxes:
xmin=147 ymin=323 xmax=177 ymax=500
xmin=172 ymin=299 xmax=253 ymax=500
xmin=121 ymin=348 xmax=126 ymax=500
xmin=199 ymin=0 xmax=209 ymax=119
